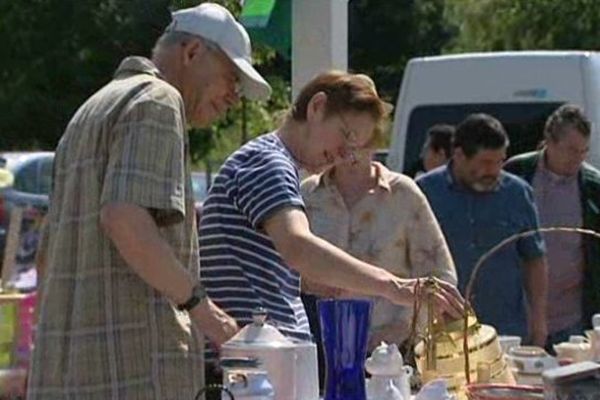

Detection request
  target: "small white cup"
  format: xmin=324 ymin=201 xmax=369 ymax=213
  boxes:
xmin=498 ymin=335 xmax=522 ymax=354
xmin=592 ymin=313 xmax=600 ymax=329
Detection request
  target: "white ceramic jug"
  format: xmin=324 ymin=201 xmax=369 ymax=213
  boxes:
xmin=366 ymin=377 xmax=403 ymax=400
xmin=553 ymin=335 xmax=592 ymax=363
xmin=365 ymin=342 xmax=413 ymax=400
xmin=220 ymin=309 xmax=318 ymax=399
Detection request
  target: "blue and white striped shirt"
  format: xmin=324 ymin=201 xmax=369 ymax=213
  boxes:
xmin=199 ymin=132 xmax=312 ymax=342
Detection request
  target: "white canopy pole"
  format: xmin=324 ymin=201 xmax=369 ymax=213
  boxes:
xmin=291 ymin=0 xmax=349 ymax=100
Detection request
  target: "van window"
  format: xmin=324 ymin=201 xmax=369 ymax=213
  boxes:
xmin=403 ymin=102 xmax=563 ymax=173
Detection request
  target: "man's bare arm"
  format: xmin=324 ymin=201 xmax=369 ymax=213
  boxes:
xmin=100 ymin=202 xmax=238 ymax=346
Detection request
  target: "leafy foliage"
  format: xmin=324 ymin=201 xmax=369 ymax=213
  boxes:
xmin=444 ymin=0 xmax=600 ymax=52
xmin=0 ymin=0 xmax=290 ymax=171
xmin=190 ymin=74 xmax=291 ymax=173
xmin=0 ymin=0 xmax=172 ymax=150
xmin=1 ymin=0 xmax=598 ymax=166
xmin=349 ymin=0 xmax=453 ymax=103
xmin=347 ymin=0 xmax=454 ymax=146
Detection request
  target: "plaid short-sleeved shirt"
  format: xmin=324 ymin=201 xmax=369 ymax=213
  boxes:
xmin=27 ymin=57 xmax=204 ymax=400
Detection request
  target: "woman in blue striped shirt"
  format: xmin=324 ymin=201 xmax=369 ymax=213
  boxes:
xmin=199 ymin=70 xmax=464 ymax=346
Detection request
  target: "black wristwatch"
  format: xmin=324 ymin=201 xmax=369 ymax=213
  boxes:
xmin=177 ymin=283 xmax=207 ymax=312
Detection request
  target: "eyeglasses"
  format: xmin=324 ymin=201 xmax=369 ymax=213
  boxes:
xmin=336 ymin=112 xmax=369 ymax=164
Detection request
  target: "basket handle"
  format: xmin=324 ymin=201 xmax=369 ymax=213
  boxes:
xmin=194 ymin=384 xmax=235 ymax=400
xmin=462 ymin=226 xmax=600 ymax=383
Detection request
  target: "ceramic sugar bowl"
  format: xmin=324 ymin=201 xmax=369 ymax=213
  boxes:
xmin=505 ymin=345 xmax=558 ymax=386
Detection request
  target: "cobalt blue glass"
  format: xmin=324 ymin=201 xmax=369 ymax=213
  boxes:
xmin=318 ymin=299 xmax=372 ymax=400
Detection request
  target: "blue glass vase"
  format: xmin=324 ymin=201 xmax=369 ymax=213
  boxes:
xmin=318 ymin=299 xmax=372 ymax=400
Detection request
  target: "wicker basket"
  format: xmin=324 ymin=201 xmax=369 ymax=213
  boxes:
xmin=465 ymin=384 xmax=543 ymax=400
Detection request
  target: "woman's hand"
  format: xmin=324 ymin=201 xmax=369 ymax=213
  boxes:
xmin=384 ymin=276 xmax=465 ymax=319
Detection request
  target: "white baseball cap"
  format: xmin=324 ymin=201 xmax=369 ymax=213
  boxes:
xmin=167 ymin=3 xmax=272 ymax=101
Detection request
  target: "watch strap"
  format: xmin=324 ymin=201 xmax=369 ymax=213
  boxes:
xmin=177 ymin=283 xmax=207 ymax=312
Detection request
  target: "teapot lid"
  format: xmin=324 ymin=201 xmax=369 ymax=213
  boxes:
xmin=509 ymin=345 xmax=547 ymax=358
xmin=223 ymin=308 xmax=293 ymax=348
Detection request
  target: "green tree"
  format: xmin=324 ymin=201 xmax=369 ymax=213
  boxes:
xmin=0 ymin=0 xmax=291 ymax=171
xmin=349 ymin=0 xmax=453 ymax=103
xmin=190 ymin=73 xmax=290 ymax=175
xmin=0 ymin=0 xmax=172 ymax=149
xmin=444 ymin=0 xmax=600 ymax=52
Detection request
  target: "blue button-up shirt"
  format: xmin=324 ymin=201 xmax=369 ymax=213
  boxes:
xmin=417 ymin=164 xmax=545 ymax=338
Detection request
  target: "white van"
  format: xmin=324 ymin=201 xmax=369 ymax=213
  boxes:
xmin=387 ymin=51 xmax=600 ymax=173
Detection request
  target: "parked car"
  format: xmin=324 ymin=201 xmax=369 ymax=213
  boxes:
xmin=0 ymin=152 xmax=54 ymax=266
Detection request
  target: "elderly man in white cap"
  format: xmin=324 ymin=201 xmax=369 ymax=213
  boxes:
xmin=27 ymin=3 xmax=269 ymax=399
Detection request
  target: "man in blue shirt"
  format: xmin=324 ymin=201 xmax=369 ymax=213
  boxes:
xmin=417 ymin=113 xmax=548 ymax=346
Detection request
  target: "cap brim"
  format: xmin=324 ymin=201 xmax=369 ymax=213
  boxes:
xmin=229 ymin=56 xmax=272 ymax=101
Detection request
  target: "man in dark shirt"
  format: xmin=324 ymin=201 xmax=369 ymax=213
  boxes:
xmin=417 ymin=113 xmax=548 ymax=345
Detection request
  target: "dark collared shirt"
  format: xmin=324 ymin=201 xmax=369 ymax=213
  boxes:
xmin=417 ymin=164 xmax=545 ymax=338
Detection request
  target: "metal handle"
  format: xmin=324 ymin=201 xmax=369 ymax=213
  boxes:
xmin=194 ymin=384 xmax=234 ymax=400
xmin=463 ymin=226 xmax=600 ymax=383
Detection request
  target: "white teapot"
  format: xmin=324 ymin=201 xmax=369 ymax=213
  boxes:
xmin=365 ymin=342 xmax=413 ymax=400
xmin=553 ymin=335 xmax=592 ymax=363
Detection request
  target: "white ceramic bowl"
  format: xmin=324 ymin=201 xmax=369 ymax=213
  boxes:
xmin=505 ymin=346 xmax=558 ymax=375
